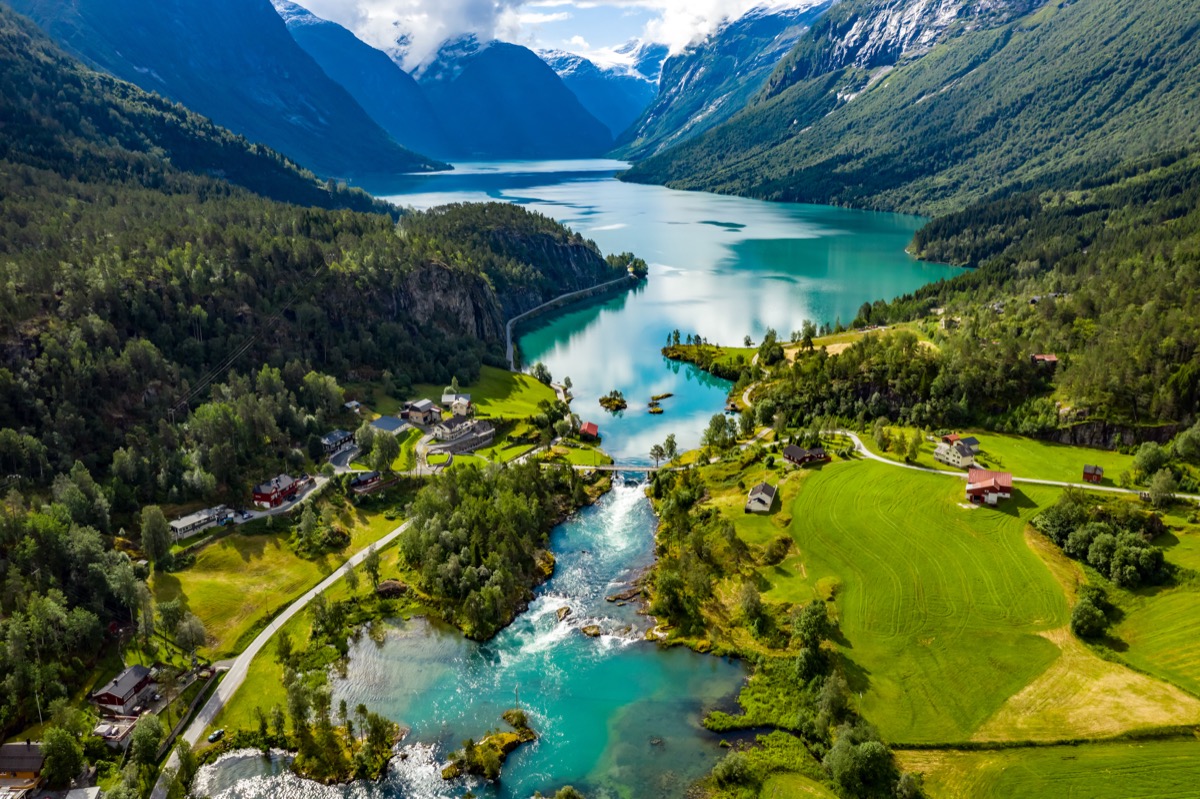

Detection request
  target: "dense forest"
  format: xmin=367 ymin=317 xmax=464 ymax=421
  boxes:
xmin=623 ymin=0 xmax=1200 ymax=216
xmin=400 ymin=463 xmax=593 ymax=640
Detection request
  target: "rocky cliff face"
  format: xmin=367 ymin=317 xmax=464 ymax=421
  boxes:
xmin=760 ymin=0 xmax=1040 ymax=100
xmin=398 ymin=263 xmax=506 ymax=342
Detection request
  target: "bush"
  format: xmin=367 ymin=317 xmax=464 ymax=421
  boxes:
xmin=1071 ymin=599 xmax=1108 ymax=639
xmin=711 ymin=750 xmax=756 ymax=787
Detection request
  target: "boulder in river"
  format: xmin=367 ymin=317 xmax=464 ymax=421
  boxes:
xmin=557 ymin=606 xmax=571 ymax=622
xmin=581 ymin=624 xmax=602 ymax=637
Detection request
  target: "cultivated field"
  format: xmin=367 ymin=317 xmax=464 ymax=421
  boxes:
xmin=900 ymin=739 xmax=1200 ymax=798
xmin=152 ymin=509 xmax=397 ymax=658
xmin=1112 ymin=585 xmax=1200 ymax=697
xmin=769 ymin=462 xmax=1069 ymax=742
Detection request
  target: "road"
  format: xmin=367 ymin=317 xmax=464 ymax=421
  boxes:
xmin=505 ymin=275 xmax=636 ymax=369
xmin=836 ymin=430 xmax=1200 ymax=501
xmin=150 ymin=519 xmax=413 ymax=799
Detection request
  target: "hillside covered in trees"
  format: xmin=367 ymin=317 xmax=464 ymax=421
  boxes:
xmin=623 ymin=0 xmax=1200 ymax=216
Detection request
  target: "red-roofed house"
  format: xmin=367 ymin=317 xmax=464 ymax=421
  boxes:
xmin=580 ymin=422 xmax=599 ymax=440
xmin=966 ymin=469 xmax=1013 ymax=505
xmin=1031 ymin=354 xmax=1059 ymax=367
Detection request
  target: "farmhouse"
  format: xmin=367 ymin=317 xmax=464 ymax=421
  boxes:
xmin=168 ymin=506 xmax=230 ymax=540
xmin=403 ymin=399 xmax=439 ymax=426
xmin=745 ymin=482 xmax=777 ymax=514
xmin=350 ymin=471 xmax=382 ymax=493
xmin=1083 ymin=464 xmax=1104 ymax=484
xmin=321 ymin=429 xmax=352 ymax=454
xmin=940 ymin=434 xmax=981 ymax=454
xmin=370 ymin=416 xmax=407 ymax=435
xmin=580 ymin=421 xmax=599 ymax=440
xmin=783 ymin=445 xmax=829 ymax=467
xmin=90 ymin=664 xmax=154 ymax=715
xmin=0 ymin=741 xmax=44 ymax=799
xmin=252 ymin=474 xmax=300 ymax=508
xmin=1031 ymin=353 xmax=1059 ymax=367
xmin=442 ymin=393 xmax=473 ymax=416
xmin=343 ymin=400 xmax=362 ymax=414
xmin=966 ymin=468 xmax=1013 ymax=505
xmin=934 ymin=441 xmax=975 ymax=468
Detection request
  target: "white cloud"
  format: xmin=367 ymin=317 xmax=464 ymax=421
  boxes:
xmin=567 ymin=34 xmax=591 ymax=49
xmin=290 ymin=0 xmax=825 ymax=69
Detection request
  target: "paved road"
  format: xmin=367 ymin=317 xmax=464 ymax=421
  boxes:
xmin=505 ymin=275 xmax=636 ymax=370
xmin=151 ymin=520 xmax=413 ymax=799
xmin=836 ymin=430 xmax=1200 ymax=501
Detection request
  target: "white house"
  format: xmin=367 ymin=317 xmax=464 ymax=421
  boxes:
xmin=441 ymin=393 xmax=473 ymax=416
xmin=744 ymin=482 xmax=777 ymax=514
xmin=934 ymin=441 xmax=975 ymax=468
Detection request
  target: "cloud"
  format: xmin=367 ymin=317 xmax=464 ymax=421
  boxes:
xmin=290 ymin=0 xmax=824 ymax=69
xmin=567 ymin=34 xmax=591 ymax=49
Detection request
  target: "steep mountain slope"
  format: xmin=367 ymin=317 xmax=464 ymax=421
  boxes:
xmin=272 ymin=0 xmax=456 ymax=159
xmin=416 ymin=37 xmax=613 ymax=159
xmin=614 ymin=4 xmax=831 ymax=160
xmin=539 ymin=48 xmax=660 ymax=138
xmin=0 ymin=3 xmax=388 ymax=212
xmin=7 ymin=0 xmax=445 ymax=179
xmin=624 ymin=0 xmax=1200 ymax=215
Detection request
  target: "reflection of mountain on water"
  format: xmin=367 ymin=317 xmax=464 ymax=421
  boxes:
xmin=512 ymin=279 xmax=640 ymax=343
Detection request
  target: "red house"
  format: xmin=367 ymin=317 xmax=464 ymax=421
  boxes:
xmin=580 ymin=421 xmax=600 ymax=440
xmin=253 ymin=474 xmax=300 ymax=508
xmin=1083 ymin=464 xmax=1104 ymax=484
xmin=966 ymin=469 xmax=1013 ymax=505
xmin=783 ymin=445 xmax=830 ymax=467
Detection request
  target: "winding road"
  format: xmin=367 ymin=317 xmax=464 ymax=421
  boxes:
xmin=150 ymin=520 xmax=412 ymax=799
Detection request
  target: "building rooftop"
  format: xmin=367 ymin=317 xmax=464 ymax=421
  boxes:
xmin=370 ymin=416 xmax=406 ymax=434
xmin=749 ymin=482 xmax=777 ymax=501
xmin=321 ymin=429 xmax=351 ymax=445
xmin=169 ymin=507 xmax=221 ymax=531
xmin=437 ymin=415 xmax=474 ymax=431
xmin=967 ymin=468 xmax=1013 ymax=492
xmin=408 ymin=398 xmax=436 ymax=412
xmin=580 ymin=421 xmax=599 ymax=437
xmin=92 ymin=664 xmax=151 ymax=700
xmin=253 ymin=474 xmax=295 ymax=495
xmin=0 ymin=742 xmax=44 ymax=773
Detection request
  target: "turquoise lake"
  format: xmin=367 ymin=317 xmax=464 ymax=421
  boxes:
xmin=195 ymin=162 xmax=960 ymax=799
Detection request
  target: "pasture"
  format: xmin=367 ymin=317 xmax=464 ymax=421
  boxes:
xmin=152 ymin=509 xmax=397 ymax=658
xmin=766 ymin=462 xmax=1069 ymax=742
xmin=1112 ymin=584 xmax=1200 ymax=697
xmin=900 ymin=738 xmax=1200 ymax=799
xmin=862 ymin=426 xmax=1136 ymax=484
xmin=411 ymin=365 xmax=556 ymax=419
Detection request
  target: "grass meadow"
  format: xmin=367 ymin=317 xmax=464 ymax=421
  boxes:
xmin=152 ymin=508 xmax=398 ymax=658
xmin=758 ymin=461 xmax=1071 ymax=742
xmin=412 ymin=365 xmax=556 ymax=419
xmin=901 ymin=738 xmax=1200 ymax=799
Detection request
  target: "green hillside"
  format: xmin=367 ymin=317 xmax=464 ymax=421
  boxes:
xmin=0 ymin=3 xmax=389 ymax=212
xmin=624 ymin=0 xmax=1200 ymax=215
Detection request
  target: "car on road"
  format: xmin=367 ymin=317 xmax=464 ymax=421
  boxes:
xmin=207 ymin=729 xmax=225 ymax=743
xmin=240 ymin=510 xmax=252 ymax=519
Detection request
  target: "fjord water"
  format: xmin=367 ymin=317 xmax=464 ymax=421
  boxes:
xmin=379 ymin=161 xmax=958 ymax=461
xmin=198 ymin=161 xmax=958 ymax=799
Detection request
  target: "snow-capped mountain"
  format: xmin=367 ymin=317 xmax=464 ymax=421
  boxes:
xmin=539 ymin=41 xmax=668 ymax=137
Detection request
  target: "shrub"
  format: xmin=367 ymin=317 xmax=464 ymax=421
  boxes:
xmin=1071 ymin=599 xmax=1108 ymax=639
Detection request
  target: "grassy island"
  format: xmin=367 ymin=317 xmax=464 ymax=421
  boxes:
xmin=442 ymin=709 xmax=537 ymax=781
xmin=599 ymin=389 xmax=628 ymax=412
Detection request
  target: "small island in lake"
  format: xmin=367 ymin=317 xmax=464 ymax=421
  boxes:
xmin=442 ymin=709 xmax=537 ymax=781
xmin=600 ymin=389 xmax=628 ymax=411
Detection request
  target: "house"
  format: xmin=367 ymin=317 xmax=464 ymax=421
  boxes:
xmin=349 ymin=471 xmax=382 ymax=492
xmin=1031 ymin=353 xmax=1059 ymax=367
xmin=66 ymin=788 xmax=103 ymax=799
xmin=744 ymin=482 xmax=777 ymax=514
xmin=580 ymin=421 xmax=599 ymax=440
xmin=321 ymin=429 xmax=353 ymax=455
xmin=369 ymin=416 xmax=407 ymax=436
xmin=429 ymin=419 xmax=495 ymax=454
xmin=441 ymin=393 xmax=473 ymax=416
xmin=402 ymin=399 xmax=439 ymax=426
xmin=90 ymin=665 xmax=154 ymax=715
xmin=343 ymin=400 xmax=363 ymax=414
xmin=1083 ymin=464 xmax=1104 ymax=484
xmin=0 ymin=741 xmax=44 ymax=798
xmin=252 ymin=474 xmax=300 ymax=508
xmin=934 ymin=441 xmax=976 ymax=468
xmin=91 ymin=718 xmax=136 ymax=750
xmin=783 ymin=445 xmax=829 ymax=467
xmin=433 ymin=415 xmax=477 ymax=442
xmin=966 ymin=468 xmax=1013 ymax=505
xmin=168 ymin=507 xmax=224 ymax=540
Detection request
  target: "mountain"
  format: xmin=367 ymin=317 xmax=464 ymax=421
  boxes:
xmin=614 ymin=4 xmax=831 ymax=161
xmin=623 ymin=0 xmax=1200 ymax=215
xmin=415 ymin=36 xmax=613 ymax=159
xmin=0 ymin=2 xmax=388 ymax=212
xmin=271 ymin=0 xmax=455 ymax=160
xmin=7 ymin=0 xmax=446 ymax=179
xmin=540 ymin=40 xmax=668 ymax=138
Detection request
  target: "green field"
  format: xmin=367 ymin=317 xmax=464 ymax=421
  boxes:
xmin=758 ymin=773 xmax=839 ymax=798
xmin=412 ymin=365 xmax=556 ymax=420
xmin=863 ymin=426 xmax=1135 ymax=484
xmin=902 ymin=739 xmax=1200 ymax=798
xmin=1112 ymin=584 xmax=1200 ymax=697
xmin=768 ymin=462 xmax=1068 ymax=742
xmin=152 ymin=510 xmax=397 ymax=658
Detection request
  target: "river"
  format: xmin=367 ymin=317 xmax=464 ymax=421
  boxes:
xmin=195 ymin=161 xmax=959 ymax=798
